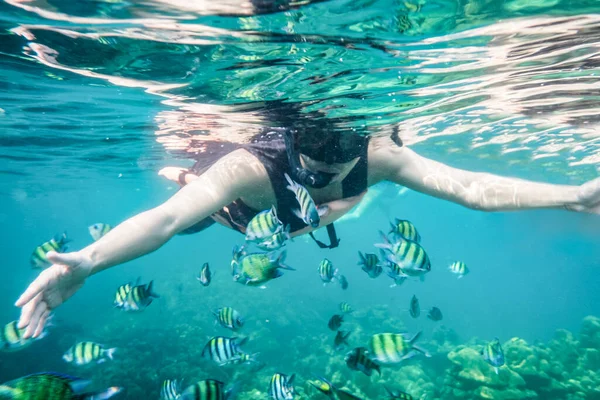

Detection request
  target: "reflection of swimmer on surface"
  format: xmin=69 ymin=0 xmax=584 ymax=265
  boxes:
xmin=14 ymin=105 xmax=600 ymax=341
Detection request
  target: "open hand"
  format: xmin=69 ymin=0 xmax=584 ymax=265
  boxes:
xmin=570 ymin=177 xmax=600 ymax=214
xmin=15 ymin=251 xmax=92 ymax=338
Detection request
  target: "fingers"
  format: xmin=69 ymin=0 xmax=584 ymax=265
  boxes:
xmin=23 ymin=299 xmax=48 ymax=339
xmin=46 ymin=251 xmax=82 ymax=268
xmin=17 ymin=291 xmax=42 ymax=330
xmin=15 ymin=271 xmax=49 ymax=308
xmin=33 ymin=309 xmax=51 ymax=338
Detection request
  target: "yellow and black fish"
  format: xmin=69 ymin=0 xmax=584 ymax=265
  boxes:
xmin=345 ymin=347 xmax=381 ymax=376
xmin=358 ymin=252 xmax=383 ymax=278
xmin=481 ymin=338 xmax=505 ymax=374
xmin=201 ymin=336 xmax=248 ymax=366
xmin=88 ymin=223 xmax=112 ymax=241
xmin=245 ymin=206 xmax=284 ymax=242
xmin=232 ymin=250 xmax=294 ymax=287
xmin=388 ymin=218 xmax=421 ymax=243
xmin=30 ymin=232 xmax=70 ymax=269
xmin=122 ymin=280 xmax=160 ymax=312
xmin=179 ymin=379 xmax=236 ymax=400
xmin=268 ymin=373 xmax=295 ymax=400
xmin=213 ymin=307 xmax=244 ymax=331
xmin=339 ymin=302 xmax=353 ymax=313
xmin=319 ymin=258 xmax=338 ymax=284
xmin=368 ymin=332 xmax=431 ymax=365
xmin=449 ymin=261 xmax=469 ymax=278
xmin=161 ymin=379 xmax=182 ymax=400
xmin=0 ymin=320 xmax=48 ymax=352
xmin=62 ymin=341 xmax=116 ymax=366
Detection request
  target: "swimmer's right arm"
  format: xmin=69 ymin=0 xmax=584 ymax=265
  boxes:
xmin=15 ymin=149 xmax=263 ymax=338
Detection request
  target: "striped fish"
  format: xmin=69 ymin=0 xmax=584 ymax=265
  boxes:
xmin=385 ymin=386 xmax=413 ymax=400
xmin=268 ymin=373 xmax=295 ymax=400
xmin=161 ymin=379 xmax=182 ymax=400
xmin=385 ymin=261 xmax=408 ymax=288
xmin=449 ymin=261 xmax=469 ymax=279
xmin=0 ymin=372 xmax=122 ymax=400
xmin=375 ymin=231 xmax=431 ymax=280
xmin=245 ymin=206 xmax=284 ymax=242
xmin=481 ymin=338 xmax=505 ymax=374
xmin=201 ymin=336 xmax=248 ymax=366
xmin=339 ymin=302 xmax=353 ymax=313
xmin=88 ymin=223 xmax=112 ymax=241
xmin=62 ymin=341 xmax=116 ymax=366
xmin=1 ymin=320 xmax=48 ymax=352
xmin=231 ymin=245 xmax=247 ymax=275
xmin=179 ymin=379 xmax=236 ymax=400
xmin=409 ymin=295 xmax=420 ymax=319
xmin=257 ymin=225 xmax=291 ymax=251
xmin=122 ymin=280 xmax=160 ymax=312
xmin=284 ymin=172 xmax=327 ymax=228
xmin=328 ymin=314 xmax=344 ymax=331
xmin=345 ymin=347 xmax=381 ymax=376
xmin=213 ymin=307 xmax=244 ymax=331
xmin=197 ymin=262 xmax=212 ymax=287
xmin=308 ymin=376 xmax=363 ymax=400
xmin=388 ymin=219 xmax=421 ymax=243
xmin=232 ymin=250 xmax=294 ymax=287
xmin=318 ymin=258 xmax=338 ymax=284
xmin=368 ymin=332 xmax=431 ymax=365
xmin=30 ymin=232 xmax=70 ymax=269
xmin=113 ymin=278 xmax=140 ymax=308
xmin=358 ymin=252 xmax=383 ymax=278
xmin=334 ymin=330 xmax=351 ymax=351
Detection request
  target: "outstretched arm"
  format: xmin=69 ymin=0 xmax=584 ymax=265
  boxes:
xmin=373 ymin=141 xmax=600 ymax=213
xmin=16 ymin=150 xmax=264 ymax=337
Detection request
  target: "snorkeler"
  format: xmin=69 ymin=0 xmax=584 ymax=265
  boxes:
xmin=13 ymin=119 xmax=600 ymax=339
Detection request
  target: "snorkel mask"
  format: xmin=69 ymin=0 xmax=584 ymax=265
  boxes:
xmin=284 ymin=128 xmax=367 ymax=189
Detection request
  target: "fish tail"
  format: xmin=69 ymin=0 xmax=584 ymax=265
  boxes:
xmin=409 ymin=330 xmax=422 ymax=344
xmin=105 ymin=348 xmax=117 ymax=360
xmin=80 ymin=386 xmax=122 ymax=400
xmin=276 ymin=250 xmax=295 ymax=270
xmin=225 ymin=381 xmax=241 ymax=400
xmin=146 ymin=281 xmax=160 ymax=298
xmin=411 ymin=344 xmax=431 ymax=358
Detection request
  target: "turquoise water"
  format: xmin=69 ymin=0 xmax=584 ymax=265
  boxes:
xmin=1 ymin=0 xmax=600 ymax=399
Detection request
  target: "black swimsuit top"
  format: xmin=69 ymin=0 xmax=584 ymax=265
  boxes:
xmin=184 ymin=131 xmax=369 ymax=235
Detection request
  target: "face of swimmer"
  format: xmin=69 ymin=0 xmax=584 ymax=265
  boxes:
xmin=299 ymin=153 xmax=360 ymax=184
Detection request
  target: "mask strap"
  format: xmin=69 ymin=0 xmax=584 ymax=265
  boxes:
xmin=309 ymin=223 xmax=340 ymax=249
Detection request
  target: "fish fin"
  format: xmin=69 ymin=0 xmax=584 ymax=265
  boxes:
xmin=458 ymin=275 xmax=463 ymax=280
xmin=79 ymin=386 xmax=122 ymax=400
xmin=146 ymin=281 xmax=160 ymax=298
xmin=275 ymin=250 xmax=294 ymax=270
xmin=288 ymin=373 xmax=296 ymax=385
xmin=224 ymin=381 xmax=241 ymax=400
xmin=495 ymin=367 xmax=499 ymax=375
xmin=409 ymin=331 xmax=422 ymax=344
xmin=284 ymin=172 xmax=296 ymax=188
xmin=317 ymin=205 xmax=329 ymax=217
xmin=291 ymin=208 xmax=303 ymax=220
xmin=105 ymin=348 xmax=117 ymax=360
xmin=412 ymin=344 xmax=431 ymax=357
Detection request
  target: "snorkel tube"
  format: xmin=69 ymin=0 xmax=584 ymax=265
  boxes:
xmin=284 ymin=129 xmax=335 ymax=189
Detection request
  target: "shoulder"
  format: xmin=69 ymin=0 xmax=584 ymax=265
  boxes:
xmin=367 ymin=134 xmax=409 ymax=184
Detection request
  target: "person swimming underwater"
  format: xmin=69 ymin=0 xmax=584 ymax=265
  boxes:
xmin=13 ymin=113 xmax=600 ymax=339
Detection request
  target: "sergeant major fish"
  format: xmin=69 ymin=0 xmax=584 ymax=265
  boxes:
xmin=481 ymin=338 xmax=505 ymax=374
xmin=30 ymin=232 xmax=70 ymax=269
xmin=345 ymin=347 xmax=381 ymax=376
xmin=339 ymin=302 xmax=353 ymax=313
xmin=268 ymin=373 xmax=295 ymax=400
xmin=201 ymin=336 xmax=248 ymax=366
xmin=113 ymin=277 xmax=140 ymax=308
xmin=88 ymin=223 xmax=111 ymax=241
xmin=384 ymin=386 xmax=413 ymax=400
xmin=245 ymin=206 xmax=283 ymax=242
xmin=449 ymin=261 xmax=469 ymax=279
xmin=232 ymin=250 xmax=294 ymax=287
xmin=358 ymin=252 xmax=383 ymax=278
xmin=375 ymin=231 xmax=431 ymax=280
xmin=161 ymin=379 xmax=182 ymax=400
xmin=179 ymin=379 xmax=237 ymax=400
xmin=1 ymin=320 xmax=49 ymax=352
xmin=284 ymin=172 xmax=327 ymax=228
xmin=63 ymin=341 xmax=116 ymax=366
xmin=197 ymin=262 xmax=212 ymax=287
xmin=308 ymin=376 xmax=363 ymax=400
xmin=257 ymin=225 xmax=291 ymax=251
xmin=388 ymin=218 xmax=421 ymax=243
xmin=122 ymin=280 xmax=160 ymax=312
xmin=328 ymin=314 xmax=344 ymax=331
xmin=334 ymin=330 xmax=351 ymax=351
xmin=368 ymin=332 xmax=431 ymax=365
xmin=319 ymin=258 xmax=338 ymax=284
xmin=213 ymin=307 xmax=244 ymax=331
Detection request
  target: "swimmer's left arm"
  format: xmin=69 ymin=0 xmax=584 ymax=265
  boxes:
xmin=374 ymin=143 xmax=600 ymax=213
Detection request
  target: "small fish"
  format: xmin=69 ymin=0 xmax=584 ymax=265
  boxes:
xmin=30 ymin=232 xmax=70 ymax=269
xmin=334 ymin=330 xmax=351 ymax=351
xmin=231 ymin=245 xmax=247 ymax=275
xmin=268 ymin=373 xmax=295 ymax=400
xmin=308 ymin=376 xmax=363 ymax=400
xmin=481 ymin=338 xmax=505 ymax=374
xmin=368 ymin=332 xmax=431 ymax=365
xmin=385 ymin=386 xmax=413 ymax=400
xmin=328 ymin=314 xmax=344 ymax=331
xmin=409 ymin=295 xmax=420 ymax=319
xmin=375 ymin=232 xmax=431 ymax=280
xmin=0 ymin=372 xmax=122 ymax=400
xmin=88 ymin=223 xmax=111 ymax=241
xmin=63 ymin=341 xmax=116 ymax=366
xmin=388 ymin=219 xmax=421 ymax=243
xmin=358 ymin=252 xmax=383 ymax=278
xmin=284 ymin=172 xmax=327 ymax=228
xmin=197 ymin=262 xmax=212 ymax=286
xmin=1 ymin=320 xmax=49 ymax=352
xmin=449 ymin=261 xmax=469 ymax=278
xmin=339 ymin=302 xmax=353 ymax=313
xmin=201 ymin=336 xmax=248 ymax=366
xmin=386 ymin=265 xmax=408 ymax=288
xmin=232 ymin=250 xmax=294 ymax=287
xmin=161 ymin=379 xmax=182 ymax=400
xmin=113 ymin=278 xmax=140 ymax=308
xmin=427 ymin=307 xmax=443 ymax=321
xmin=345 ymin=347 xmax=381 ymax=376
xmin=245 ymin=206 xmax=284 ymax=242
xmin=213 ymin=307 xmax=244 ymax=331
xmin=122 ymin=280 xmax=160 ymax=311
xmin=319 ymin=258 xmax=338 ymax=284
xmin=179 ymin=379 xmax=236 ymax=400
xmin=338 ymin=274 xmax=349 ymax=290
xmin=227 ymin=352 xmax=262 ymax=368
xmin=256 ymin=225 xmax=291 ymax=251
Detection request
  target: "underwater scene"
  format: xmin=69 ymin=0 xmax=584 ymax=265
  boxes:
xmin=1 ymin=0 xmax=600 ymax=399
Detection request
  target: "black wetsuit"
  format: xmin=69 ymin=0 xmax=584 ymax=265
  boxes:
xmin=180 ymin=131 xmax=369 ymax=236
